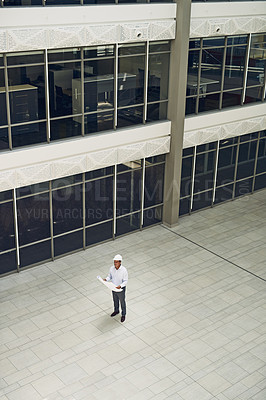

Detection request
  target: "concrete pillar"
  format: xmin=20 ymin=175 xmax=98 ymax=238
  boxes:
xmin=163 ymin=0 xmax=191 ymax=227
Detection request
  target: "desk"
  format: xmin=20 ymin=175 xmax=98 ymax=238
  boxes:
xmin=187 ymin=75 xmax=219 ymax=96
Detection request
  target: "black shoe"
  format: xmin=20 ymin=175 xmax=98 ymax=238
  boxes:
xmin=121 ymin=316 xmax=125 ymax=323
xmin=111 ymin=311 xmax=119 ymax=317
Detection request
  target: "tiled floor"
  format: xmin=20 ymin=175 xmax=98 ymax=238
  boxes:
xmin=0 ymin=190 xmax=266 ymax=400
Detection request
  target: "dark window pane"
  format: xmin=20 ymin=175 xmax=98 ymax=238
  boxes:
xmin=117 ymin=160 xmax=141 ymax=173
xmin=3 ymin=0 xmax=42 ymax=6
xmin=85 ymin=167 xmax=113 ymax=180
xmin=86 ymin=221 xmax=113 ymax=246
xmin=194 ymin=151 xmax=216 ymax=193
xmin=48 ymin=49 xmax=81 ymax=62
xmin=84 ymin=45 xmax=114 ymax=59
xmin=148 ymin=53 xmax=169 ymax=102
xmin=144 ymin=163 xmax=164 ymax=208
xmin=235 ymin=178 xmax=253 ymax=198
xmin=143 ymin=206 xmax=162 ymax=227
xmin=183 ymin=148 xmax=194 ymax=157
xmin=200 ymin=47 xmax=223 ymax=93
xmin=257 ymin=138 xmax=266 ymax=174
xmin=0 ymin=56 xmax=4 ymax=68
xmin=52 ymin=184 xmax=83 ymax=235
xmin=50 ymin=117 xmax=82 ymax=141
xmin=0 ymin=251 xmax=17 ymax=276
xmin=116 ymin=212 xmax=140 ymax=237
xmin=220 ymin=138 xmax=238 ymax=147
xmin=216 ymin=145 xmax=237 ymax=186
xmin=181 ymin=156 xmax=193 ymax=197
xmin=20 ymin=240 xmax=51 ymax=268
xmin=214 ymin=184 xmax=233 ymax=204
xmin=117 ymin=106 xmax=143 ymax=128
xmin=197 ymin=142 xmax=217 ymax=153
xmin=236 ymin=141 xmax=257 ymax=180
xmin=0 ymin=69 xmax=5 ymax=87
xmin=189 ymin=39 xmax=201 ymax=49
xmin=0 ymin=190 xmax=13 ymax=202
xmin=85 ymin=111 xmax=113 ymax=134
xmin=16 ymin=182 xmax=49 ymax=198
xmin=49 ymin=62 xmax=81 ymax=117
xmin=118 ymin=56 xmax=144 ymax=106
xmin=222 ymin=90 xmax=242 ymax=109
xmin=227 ymin=35 xmax=248 ymax=46
xmin=85 ymin=176 xmax=113 ymax=225
xmin=0 ymin=201 xmax=15 ymax=252
xmin=12 ymin=122 xmax=47 ymax=148
xmin=240 ymin=132 xmax=259 ymax=142
xmin=118 ymin=44 xmax=145 ymax=56
xmin=0 ymin=92 xmax=7 ymax=126
xmin=84 ymin=0 xmax=115 ymax=3
xmin=192 ymin=190 xmax=213 ymax=212
xmin=146 ymin=102 xmax=167 ymax=122
xmin=187 ymin=51 xmax=200 ymax=96
xmin=179 ymin=197 xmax=191 ymax=216
xmin=244 ymin=87 xmax=263 ymax=104
xmin=149 ymin=41 xmax=170 ymax=53
xmin=116 ymin=169 xmax=141 ymax=216
xmin=198 ymin=93 xmax=220 ymax=113
xmin=52 ymin=174 xmax=82 ymax=189
xmin=224 ymin=46 xmax=246 ymax=90
xmin=185 ymin=97 xmax=197 ymax=115
xmin=8 ymin=65 xmax=46 ymax=121
xmin=0 ymin=128 xmax=9 ymax=151
xmin=17 ymin=194 xmax=50 ymax=246
xmin=203 ymin=37 xmax=225 ymax=47
xmin=145 ymin=155 xmax=165 ymax=165
xmin=247 ymin=34 xmax=265 ymax=87
xmin=254 ymin=174 xmax=266 ymax=191
xmin=54 ymin=230 xmax=83 ymax=257
xmin=7 ymin=51 xmax=44 ymax=66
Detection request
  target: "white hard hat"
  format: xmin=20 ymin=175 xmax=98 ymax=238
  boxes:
xmin=113 ymin=254 xmax=122 ymax=261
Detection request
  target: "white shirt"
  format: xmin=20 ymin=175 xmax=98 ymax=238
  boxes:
xmin=106 ymin=265 xmax=128 ymax=288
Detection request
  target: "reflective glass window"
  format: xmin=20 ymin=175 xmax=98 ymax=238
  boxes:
xmin=240 ymin=132 xmax=258 ymax=142
xmin=147 ymin=102 xmax=167 ymax=122
xmin=247 ymin=34 xmax=265 ymax=88
xmin=222 ymin=89 xmax=242 ymax=108
xmin=198 ymin=93 xmax=220 ymax=113
xmin=193 ymin=190 xmax=213 ymax=211
xmin=203 ymin=37 xmax=225 ymax=47
xmin=220 ymin=137 xmax=238 ymax=147
xmin=50 ymin=116 xmax=81 ymax=141
xmin=0 ymin=190 xmax=13 ymax=202
xmin=116 ymin=169 xmax=142 ymax=216
xmin=54 ymin=230 xmax=83 ymax=257
xmin=0 ymin=251 xmax=17 ymax=275
xmin=17 ymin=194 xmax=50 ymax=246
xmin=20 ymin=240 xmax=51 ymax=268
xmin=86 ymin=221 xmax=113 ymax=247
xmin=16 ymin=182 xmax=49 ymax=198
xmin=149 ymin=41 xmax=170 ymax=53
xmin=189 ymin=39 xmax=200 ymax=50
xmin=116 ymin=212 xmax=140 ymax=236
xmin=200 ymin=47 xmax=223 ymax=93
xmin=148 ymin=53 xmax=170 ymax=102
xmin=84 ymin=46 xmax=114 ymax=59
xmin=46 ymin=0 xmax=80 ymax=6
xmin=12 ymin=121 xmax=47 ymax=148
xmin=197 ymin=142 xmax=217 ymax=153
xmin=48 ymin=49 xmax=81 ymax=63
xmin=235 ymin=178 xmax=253 ymax=198
xmin=85 ymin=176 xmax=113 ymax=226
xmin=214 ymin=184 xmax=233 ymax=204
xmin=216 ymin=145 xmax=237 ymax=186
xmin=143 ymin=206 xmax=162 ymax=227
xmin=118 ymin=52 xmax=145 ymax=106
xmin=254 ymin=173 xmax=266 ymax=191
xmin=179 ymin=197 xmax=191 ymax=216
xmin=144 ymin=163 xmax=164 ymax=208
xmin=183 ymin=147 xmax=194 ymax=157
xmin=85 ymin=167 xmax=113 ymax=180
xmin=117 ymin=160 xmax=141 ymax=173
xmin=52 ymin=174 xmax=82 ymax=190
xmin=0 ymin=201 xmax=15 ymax=252
xmin=0 ymin=56 xmax=4 ymax=67
xmin=194 ymin=151 xmax=216 ymax=193
xmin=180 ymin=156 xmax=193 ymax=198
xmin=224 ymin=46 xmax=246 ymax=90
xmin=0 ymin=128 xmax=9 ymax=151
xmin=256 ymin=138 xmax=266 ymax=174
xmin=236 ymin=141 xmax=257 ymax=180
xmin=7 ymin=51 xmax=44 ymax=66
xmin=117 ymin=106 xmax=143 ymax=128
xmin=227 ymin=35 xmax=248 ymax=46
xmin=185 ymin=97 xmax=197 ymax=115
xmin=244 ymin=86 xmax=264 ymax=104
xmin=0 ymin=71 xmax=7 ymax=127
xmin=4 ymin=0 xmax=42 ymax=6
xmin=187 ymin=50 xmax=200 ymax=96
xmin=145 ymin=155 xmax=165 ymax=165
xmin=85 ymin=111 xmax=113 ymax=134
xmin=118 ymin=44 xmax=145 ymax=56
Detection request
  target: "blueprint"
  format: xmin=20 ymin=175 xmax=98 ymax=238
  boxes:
xmin=97 ymin=276 xmax=123 ymax=292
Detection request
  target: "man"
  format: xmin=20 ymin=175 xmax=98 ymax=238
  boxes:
xmin=104 ymin=254 xmax=128 ymax=323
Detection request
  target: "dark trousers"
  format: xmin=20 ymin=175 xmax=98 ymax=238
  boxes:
xmin=112 ymin=287 xmax=126 ymax=316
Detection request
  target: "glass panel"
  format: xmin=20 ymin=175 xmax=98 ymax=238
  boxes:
xmin=180 ymin=156 xmax=193 ymax=197
xmin=85 ymin=176 xmax=113 ymax=226
xmin=4 ymin=0 xmax=42 ymax=6
xmin=0 ymin=190 xmax=13 ymax=202
xmin=0 ymin=56 xmax=4 ymax=67
xmin=149 ymin=41 xmax=170 ymax=53
xmin=145 ymin=155 xmax=165 ymax=165
xmin=197 ymin=142 xmax=217 ymax=153
xmin=0 ymin=68 xmax=4 ymax=86
xmin=54 ymin=230 xmax=83 ymax=257
xmin=200 ymin=47 xmax=223 ymax=93
xmin=148 ymin=53 xmax=169 ymax=102
xmin=254 ymin=173 xmax=266 ymax=191
xmin=116 ymin=212 xmax=140 ymax=237
xmin=85 ymin=167 xmax=113 ymax=180
xmin=116 ymin=169 xmax=141 ymax=216
xmin=85 ymin=111 xmax=113 ymax=134
xmin=52 ymin=184 xmax=83 ymax=235
xmin=187 ymin=50 xmax=200 ymax=96
xmin=52 ymin=174 xmax=82 ymax=189
xmin=179 ymin=197 xmax=190 ymax=216
xmin=236 ymin=141 xmax=257 ymax=180
xmin=183 ymin=148 xmax=194 ymax=157
xmin=118 ymin=44 xmax=145 ymax=56
xmin=203 ymin=37 xmax=225 ymax=47
xmin=0 ymin=92 xmax=7 ymax=127
xmin=46 ymin=0 xmax=81 ymax=6
xmin=16 ymin=182 xmax=49 ymax=198
xmin=17 ymin=194 xmax=50 ymax=246
xmin=240 ymin=132 xmax=258 ymax=142
xmin=86 ymin=221 xmax=113 ymax=246
xmin=20 ymin=240 xmax=51 ymax=268
xmin=48 ymin=49 xmax=81 ymax=63
xmin=7 ymin=51 xmax=44 ymax=66
xmin=198 ymin=93 xmax=220 ymax=113
xmin=146 ymin=102 xmax=167 ymax=122
xmin=0 ymin=251 xmax=17 ymax=276
xmin=118 ymin=56 xmax=145 ymax=106
xmin=117 ymin=160 xmax=141 ymax=173
xmin=185 ymin=97 xmax=197 ymax=115
xmin=222 ymin=89 xmax=242 ymax=108
xmin=84 ymin=45 xmax=114 ymax=59
xmin=257 ymin=138 xmax=266 ymax=174
xmin=189 ymin=39 xmax=201 ymax=50
xmin=8 ymin=65 xmax=46 ymax=121
xmin=49 ymin=62 xmax=81 ymax=117
xmin=143 ymin=206 xmax=162 ymax=227
xmin=247 ymin=34 xmax=265 ymax=87
xmin=192 ymin=190 xmax=213 ymax=211
xmin=194 ymin=151 xmax=216 ymax=193
xmin=0 ymin=128 xmax=9 ymax=151
xmin=117 ymin=106 xmax=143 ymax=128
xmin=12 ymin=122 xmax=47 ymax=148
xmin=214 ymin=184 xmax=233 ymax=204
xmin=50 ymin=116 xmax=82 ymax=141
xmin=144 ymin=163 xmax=164 ymax=208
xmin=0 ymin=201 xmax=15 ymax=252
xmin=216 ymin=146 xmax=237 ymax=186
xmin=235 ymin=178 xmax=253 ymax=198
xmin=220 ymin=137 xmax=238 ymax=147
xmin=227 ymin=35 xmax=248 ymax=46
xmin=84 ymin=59 xmax=114 ymax=113
xmin=244 ymin=86 xmax=263 ymax=104
xmin=224 ymin=46 xmax=246 ymax=90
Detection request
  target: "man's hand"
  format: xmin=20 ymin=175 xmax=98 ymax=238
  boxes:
xmin=116 ymin=285 xmax=121 ymax=289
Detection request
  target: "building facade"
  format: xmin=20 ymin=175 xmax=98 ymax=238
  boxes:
xmin=0 ymin=0 xmax=265 ymax=276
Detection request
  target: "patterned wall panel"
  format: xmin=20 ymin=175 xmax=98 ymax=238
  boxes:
xmin=190 ymin=16 xmax=266 ymax=38
xmin=0 ymin=20 xmax=175 ymax=53
xmin=183 ymin=115 xmax=266 ymax=148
